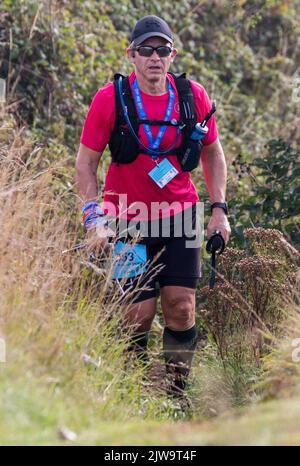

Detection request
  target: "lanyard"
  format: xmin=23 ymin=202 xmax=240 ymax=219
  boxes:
xmin=132 ymin=78 xmax=175 ymax=156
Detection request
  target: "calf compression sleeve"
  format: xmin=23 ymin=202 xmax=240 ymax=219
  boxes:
xmin=163 ymin=325 xmax=198 ymax=391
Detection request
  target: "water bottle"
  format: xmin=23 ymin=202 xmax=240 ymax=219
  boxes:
xmin=190 ymin=123 xmax=209 ymax=141
xmin=191 ymin=101 xmax=216 ymax=141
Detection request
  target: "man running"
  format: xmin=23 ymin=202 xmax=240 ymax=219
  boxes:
xmin=76 ymin=15 xmax=231 ymax=396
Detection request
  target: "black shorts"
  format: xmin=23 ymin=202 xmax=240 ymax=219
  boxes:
xmin=110 ymin=204 xmax=202 ymax=303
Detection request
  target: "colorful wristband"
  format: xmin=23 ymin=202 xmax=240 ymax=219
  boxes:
xmin=81 ymin=201 xmax=106 ymax=230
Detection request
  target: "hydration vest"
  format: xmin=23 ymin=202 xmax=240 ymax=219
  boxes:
xmin=108 ymin=73 xmax=203 ymax=172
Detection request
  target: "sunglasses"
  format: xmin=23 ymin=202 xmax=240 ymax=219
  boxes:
xmin=133 ymin=45 xmax=173 ymax=57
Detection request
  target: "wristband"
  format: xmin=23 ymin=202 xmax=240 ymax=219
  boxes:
xmin=82 ymin=201 xmax=104 ymax=215
xmin=85 ymin=216 xmax=108 ymax=231
xmin=81 ymin=201 xmax=107 ymax=230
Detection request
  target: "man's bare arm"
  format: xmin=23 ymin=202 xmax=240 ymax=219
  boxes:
xmin=75 ymin=143 xmax=114 ymax=247
xmin=201 ymin=138 xmax=227 ymax=203
xmin=201 ymin=138 xmax=231 ymax=243
xmin=75 ymin=143 xmax=102 ymax=203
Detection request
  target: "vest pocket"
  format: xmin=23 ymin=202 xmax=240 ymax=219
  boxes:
xmin=110 ymin=127 xmax=139 ymax=164
xmin=178 ymin=139 xmax=203 ymax=172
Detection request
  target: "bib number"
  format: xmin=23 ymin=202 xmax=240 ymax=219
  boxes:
xmin=112 ymin=241 xmax=147 ymax=279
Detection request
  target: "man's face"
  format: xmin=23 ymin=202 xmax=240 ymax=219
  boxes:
xmin=127 ymin=37 xmax=177 ymax=83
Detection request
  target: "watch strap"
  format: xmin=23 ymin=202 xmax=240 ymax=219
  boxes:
xmin=210 ymin=202 xmax=228 ymax=215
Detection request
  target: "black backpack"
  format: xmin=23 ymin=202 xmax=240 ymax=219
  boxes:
xmin=108 ymin=73 xmax=202 ymax=172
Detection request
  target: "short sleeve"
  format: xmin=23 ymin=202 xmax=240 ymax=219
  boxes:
xmin=80 ymin=82 xmax=115 ymax=153
xmin=189 ymin=80 xmax=218 ymax=146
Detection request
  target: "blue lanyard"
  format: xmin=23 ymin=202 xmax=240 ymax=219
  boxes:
xmin=132 ymin=78 xmax=175 ymax=155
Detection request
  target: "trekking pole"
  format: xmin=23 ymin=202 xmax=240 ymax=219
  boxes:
xmin=61 ymin=243 xmax=86 ymax=254
xmin=206 ymin=230 xmax=225 ymax=289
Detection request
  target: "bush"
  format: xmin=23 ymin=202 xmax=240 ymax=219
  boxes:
xmin=230 ymin=140 xmax=300 ymax=247
xmin=201 ymin=228 xmax=298 ymax=364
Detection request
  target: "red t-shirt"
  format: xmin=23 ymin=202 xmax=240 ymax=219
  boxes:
xmin=80 ymin=71 xmax=218 ymax=220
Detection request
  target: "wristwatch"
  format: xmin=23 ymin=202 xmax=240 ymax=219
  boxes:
xmin=210 ymin=202 xmax=228 ymax=215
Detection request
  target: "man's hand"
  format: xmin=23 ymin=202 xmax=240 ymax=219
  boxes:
xmin=207 ymin=209 xmax=231 ymax=245
xmin=85 ymin=224 xmax=115 ymax=256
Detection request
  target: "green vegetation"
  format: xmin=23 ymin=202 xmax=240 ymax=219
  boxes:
xmin=0 ymin=0 xmax=299 ymax=445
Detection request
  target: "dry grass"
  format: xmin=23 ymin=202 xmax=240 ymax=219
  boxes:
xmin=0 ymin=110 xmax=180 ymax=435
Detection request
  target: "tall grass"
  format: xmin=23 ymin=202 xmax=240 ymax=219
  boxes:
xmin=0 ymin=111 xmax=187 ymax=445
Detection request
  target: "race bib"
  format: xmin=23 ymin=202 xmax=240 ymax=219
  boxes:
xmin=112 ymin=241 xmax=147 ymax=279
xmin=148 ymin=158 xmax=179 ymax=189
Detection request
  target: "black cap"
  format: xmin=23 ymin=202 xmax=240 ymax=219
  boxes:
xmin=131 ymin=15 xmax=173 ymax=46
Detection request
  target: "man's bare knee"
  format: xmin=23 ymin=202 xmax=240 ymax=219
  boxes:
xmin=161 ymin=289 xmax=195 ymax=330
xmin=124 ymin=298 xmax=156 ymax=333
